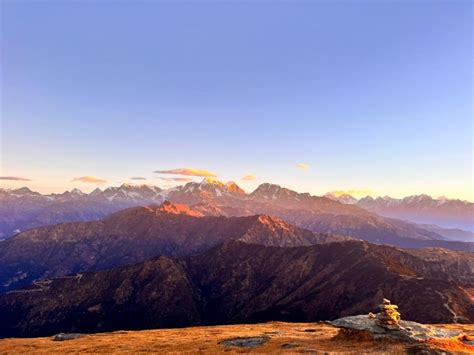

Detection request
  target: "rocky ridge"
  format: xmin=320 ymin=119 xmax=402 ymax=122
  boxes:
xmin=0 ymin=202 xmax=349 ymax=292
xmin=1 ymin=241 xmax=473 ymax=338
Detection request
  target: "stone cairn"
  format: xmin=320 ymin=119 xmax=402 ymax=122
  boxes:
xmin=369 ymin=298 xmax=401 ymax=329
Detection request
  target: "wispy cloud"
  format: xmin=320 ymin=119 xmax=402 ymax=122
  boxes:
xmin=159 ymin=177 xmax=194 ymax=182
xmin=241 ymin=174 xmax=257 ymax=181
xmin=154 ymin=168 xmax=217 ymax=177
xmin=71 ymin=176 xmax=107 ymax=184
xmin=0 ymin=176 xmax=31 ymax=181
xmin=296 ymin=163 xmax=310 ymax=170
xmin=130 ymin=177 xmax=147 ymax=180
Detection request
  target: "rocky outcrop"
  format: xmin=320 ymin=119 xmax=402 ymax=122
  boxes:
xmin=331 ymin=299 xmax=474 ymax=353
xmin=332 ymin=314 xmax=464 ymax=342
xmin=220 ymin=337 xmax=270 ymax=347
xmin=53 ymin=333 xmax=85 ymax=341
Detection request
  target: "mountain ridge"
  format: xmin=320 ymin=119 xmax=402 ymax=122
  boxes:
xmin=1 ymin=239 xmax=472 ymax=338
xmin=1 ymin=181 xmax=471 ymax=246
xmin=0 ymin=202 xmax=349 ymax=292
xmin=325 ymin=192 xmax=474 ymax=232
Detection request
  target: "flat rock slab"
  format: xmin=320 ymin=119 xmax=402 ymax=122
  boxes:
xmin=280 ymin=343 xmax=300 ymax=349
xmin=331 ymin=315 xmax=462 ymax=342
xmin=220 ymin=336 xmax=270 ymax=347
xmin=53 ymin=333 xmax=86 ymax=341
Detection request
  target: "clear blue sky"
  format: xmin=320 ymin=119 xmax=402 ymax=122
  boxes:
xmin=1 ymin=0 xmax=472 ymax=199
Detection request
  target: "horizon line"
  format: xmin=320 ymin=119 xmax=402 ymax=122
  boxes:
xmin=1 ymin=181 xmax=472 ymax=203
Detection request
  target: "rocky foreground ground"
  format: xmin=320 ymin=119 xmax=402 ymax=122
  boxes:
xmin=0 ymin=321 xmax=473 ymax=354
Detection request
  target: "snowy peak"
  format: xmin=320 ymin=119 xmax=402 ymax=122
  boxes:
xmin=359 ymin=194 xmax=466 ymax=208
xmin=351 ymin=194 xmax=472 ymax=209
xmin=117 ymin=183 xmax=161 ymax=193
xmin=90 ymin=188 xmax=102 ymax=196
xmin=402 ymin=194 xmax=433 ymax=205
xmin=71 ymin=188 xmax=84 ymax=195
xmin=250 ymin=183 xmax=301 ymax=201
xmin=13 ymin=187 xmax=35 ymax=194
xmin=225 ymin=181 xmax=245 ymax=195
xmin=356 ymin=193 xmax=474 ymax=231
xmin=200 ymin=177 xmax=225 ymax=187
xmin=119 ymin=183 xmax=133 ymax=189
xmin=54 ymin=188 xmax=86 ymax=200
xmin=96 ymin=184 xmax=163 ymax=202
xmin=8 ymin=187 xmax=41 ymax=197
xmin=178 ymin=178 xmax=244 ymax=197
xmin=0 ymin=187 xmax=45 ymax=200
xmin=324 ymin=192 xmax=358 ymax=205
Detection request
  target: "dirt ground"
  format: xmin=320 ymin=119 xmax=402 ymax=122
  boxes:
xmin=1 ymin=322 xmax=473 ymax=354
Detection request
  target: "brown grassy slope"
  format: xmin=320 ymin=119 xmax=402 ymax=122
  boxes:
xmin=1 ymin=322 xmax=473 ymax=354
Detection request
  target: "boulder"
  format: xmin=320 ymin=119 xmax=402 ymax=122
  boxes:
xmin=220 ymin=336 xmax=270 ymax=347
xmin=53 ymin=333 xmax=85 ymax=341
xmin=330 ymin=315 xmax=462 ymax=342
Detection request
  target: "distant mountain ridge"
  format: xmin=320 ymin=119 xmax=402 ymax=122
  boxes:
xmin=163 ymin=180 xmax=471 ymax=248
xmin=325 ymin=192 xmax=473 ymax=232
xmin=0 ymin=180 xmax=471 ymax=246
xmin=0 ymin=184 xmax=164 ymax=240
xmin=1 ymin=240 xmax=473 ymax=337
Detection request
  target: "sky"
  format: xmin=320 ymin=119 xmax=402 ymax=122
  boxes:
xmin=1 ymin=0 xmax=473 ymax=200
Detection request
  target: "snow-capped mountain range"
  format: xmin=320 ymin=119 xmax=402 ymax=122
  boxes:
xmin=0 ymin=179 xmax=472 ymax=245
xmin=325 ymin=192 xmax=473 ymax=232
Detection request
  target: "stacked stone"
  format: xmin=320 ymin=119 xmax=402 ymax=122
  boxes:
xmin=375 ymin=298 xmax=401 ymax=329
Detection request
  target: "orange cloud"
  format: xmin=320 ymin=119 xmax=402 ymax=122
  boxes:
xmin=159 ymin=177 xmax=194 ymax=182
xmin=296 ymin=163 xmax=310 ymax=170
xmin=154 ymin=168 xmax=217 ymax=177
xmin=0 ymin=176 xmax=31 ymax=181
xmin=241 ymin=174 xmax=257 ymax=181
xmin=71 ymin=176 xmax=107 ymax=184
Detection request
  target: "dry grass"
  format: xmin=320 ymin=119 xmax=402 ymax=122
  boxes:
xmin=1 ymin=322 xmax=473 ymax=354
xmin=423 ymin=324 xmax=474 ymax=354
xmin=424 ymin=336 xmax=474 ymax=354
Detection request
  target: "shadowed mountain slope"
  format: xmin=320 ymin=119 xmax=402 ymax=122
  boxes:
xmin=0 ymin=202 xmax=348 ymax=293
xmin=1 ymin=240 xmax=473 ymax=338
